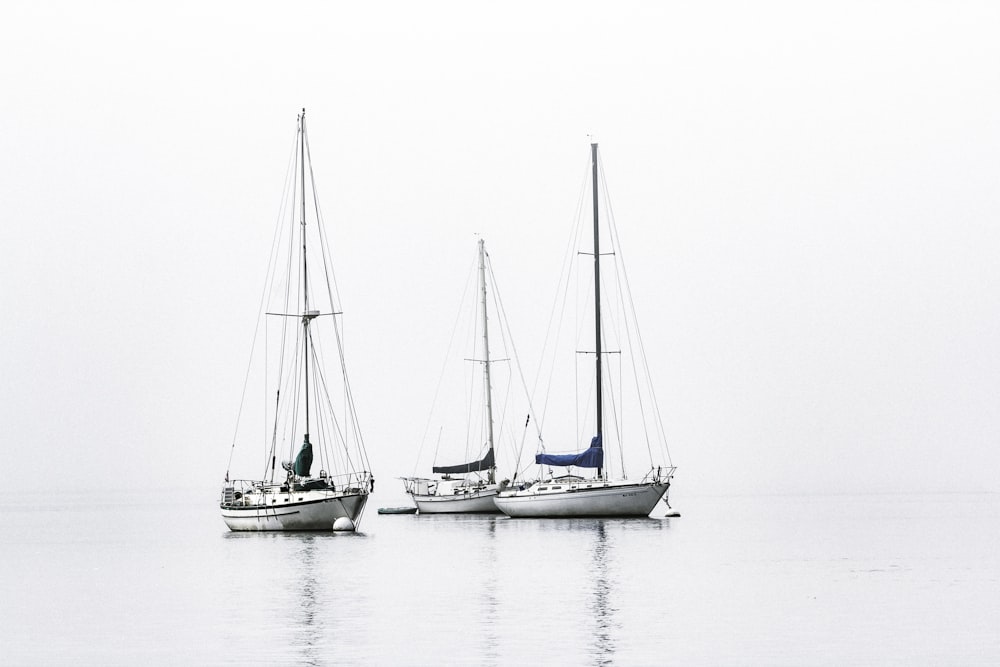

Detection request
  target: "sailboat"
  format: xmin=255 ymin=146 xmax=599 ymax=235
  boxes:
xmin=494 ymin=143 xmax=676 ymax=518
xmin=220 ymin=110 xmax=373 ymax=531
xmin=401 ymin=239 xmax=508 ymax=513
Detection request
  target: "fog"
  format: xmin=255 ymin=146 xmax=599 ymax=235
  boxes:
xmin=2 ymin=1 xmax=997 ymax=498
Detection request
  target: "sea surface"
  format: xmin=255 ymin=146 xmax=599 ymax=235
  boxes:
xmin=2 ymin=491 xmax=997 ymax=665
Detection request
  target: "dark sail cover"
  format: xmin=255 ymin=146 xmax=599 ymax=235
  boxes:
xmin=535 ymin=434 xmax=604 ymax=468
xmin=432 ymin=448 xmax=495 ymax=474
xmin=293 ymin=436 xmax=313 ymax=476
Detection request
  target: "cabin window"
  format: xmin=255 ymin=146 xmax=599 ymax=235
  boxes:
xmin=552 ymin=486 xmax=562 ymax=490
xmin=538 ymin=487 xmax=548 ymax=491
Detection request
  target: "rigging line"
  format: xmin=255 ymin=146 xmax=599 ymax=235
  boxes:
xmin=315 ymin=344 xmax=349 ymax=478
xmin=595 ymin=161 xmax=652 ymax=468
xmin=484 ymin=259 xmax=519 ymax=469
xmin=305 ymin=330 xmax=333 ymax=476
xmin=310 ymin=327 xmax=356 ymax=474
xmin=267 ymin=141 xmax=302 ymax=479
xmin=274 ymin=319 xmax=302 ymax=468
xmin=273 ymin=307 xmax=298 ymax=452
xmin=339 ymin=360 xmax=371 ymax=471
xmin=303 ymin=135 xmax=351 ymax=456
xmin=303 ymin=136 xmax=372 ymax=472
xmin=618 ymin=351 xmax=627 ymax=475
xmin=260 ymin=140 xmax=298 ymax=481
xmin=595 ymin=243 xmax=637 ymax=474
xmin=467 ymin=254 xmax=488 ymax=464
xmin=602 ymin=161 xmax=673 ymax=466
xmin=311 ymin=362 xmax=329 ymax=477
xmin=533 ymin=157 xmax=591 ymax=433
xmin=313 ymin=206 xmax=359 ymax=469
xmin=430 ymin=426 xmax=444 ymax=475
xmin=462 ymin=286 xmax=480 ymax=466
xmin=302 ymin=295 xmax=347 ymax=470
xmin=304 ymin=130 xmax=345 ymax=318
xmin=496 ymin=362 xmax=514 ymax=464
xmin=411 ymin=253 xmax=478 ymax=476
xmin=534 ymin=193 xmax=586 ymax=453
xmin=610 ymin=234 xmax=655 ymax=466
xmin=486 ymin=257 xmax=544 ymax=477
xmin=267 ymin=125 xmax=302 ymax=472
xmin=288 ymin=213 xmax=305 ymax=466
xmin=316 ymin=251 xmax=373 ymax=473
xmin=228 ymin=123 xmax=299 ymax=478
xmin=327 ymin=307 xmax=371 ymax=470
xmin=599 ymin=323 xmax=625 ymax=478
xmin=579 ymin=361 xmax=597 ymax=451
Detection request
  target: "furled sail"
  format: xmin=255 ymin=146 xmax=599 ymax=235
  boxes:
xmin=432 ymin=448 xmax=495 ymax=474
xmin=535 ymin=434 xmax=604 ymax=468
xmin=293 ymin=435 xmax=313 ymax=476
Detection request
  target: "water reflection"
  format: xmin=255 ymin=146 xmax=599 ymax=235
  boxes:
xmin=220 ymin=529 xmax=371 ymax=666
xmin=481 ymin=517 xmax=499 ymax=666
xmin=589 ymin=521 xmax=616 ymax=666
xmin=216 ymin=514 xmax=670 ymax=665
xmin=524 ymin=517 xmax=668 ymax=666
xmin=294 ymin=535 xmax=320 ymax=667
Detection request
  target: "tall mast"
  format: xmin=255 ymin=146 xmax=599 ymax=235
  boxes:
xmin=479 ymin=239 xmax=496 ymax=484
xmin=591 ymin=142 xmax=603 ymax=479
xmin=301 ymin=109 xmax=311 ymax=442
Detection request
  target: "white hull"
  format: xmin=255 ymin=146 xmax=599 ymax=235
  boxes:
xmin=221 ymin=490 xmax=369 ymax=531
xmin=411 ymin=487 xmax=501 ymax=514
xmin=495 ymin=480 xmax=669 ymax=518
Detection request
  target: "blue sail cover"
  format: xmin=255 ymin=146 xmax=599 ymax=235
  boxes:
xmin=433 ymin=448 xmax=495 ymax=474
xmin=293 ymin=436 xmax=313 ymax=476
xmin=536 ymin=434 xmax=604 ymax=468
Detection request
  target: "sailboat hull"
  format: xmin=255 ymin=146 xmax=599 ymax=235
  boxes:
xmin=411 ymin=487 xmax=501 ymax=514
xmin=494 ymin=481 xmax=668 ymax=518
xmin=221 ymin=491 xmax=369 ymax=531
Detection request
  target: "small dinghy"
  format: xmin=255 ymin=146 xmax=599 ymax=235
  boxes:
xmin=378 ymin=507 xmax=418 ymax=515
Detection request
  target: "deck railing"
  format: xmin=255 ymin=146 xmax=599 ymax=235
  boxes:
xmin=220 ymin=470 xmax=373 ymax=507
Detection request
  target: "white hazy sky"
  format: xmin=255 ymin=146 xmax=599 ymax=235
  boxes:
xmin=1 ymin=1 xmax=998 ymax=498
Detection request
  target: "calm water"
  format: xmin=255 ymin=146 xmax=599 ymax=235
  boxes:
xmin=2 ymin=491 xmax=997 ymax=665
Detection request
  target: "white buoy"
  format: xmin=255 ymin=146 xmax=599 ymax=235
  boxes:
xmin=333 ymin=517 xmax=356 ymax=532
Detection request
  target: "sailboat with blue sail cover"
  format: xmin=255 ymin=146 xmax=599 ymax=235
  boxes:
xmin=494 ymin=143 xmax=676 ymax=518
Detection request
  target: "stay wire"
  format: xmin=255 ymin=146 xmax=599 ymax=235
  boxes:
xmin=601 ymin=157 xmax=673 ymax=466
xmin=306 ymin=127 xmax=372 ymax=473
xmin=485 ymin=254 xmax=536 ymax=478
xmin=225 ymin=122 xmax=298 ymax=480
xmin=411 ymin=252 xmax=478 ymax=476
xmin=534 ymin=159 xmax=591 ymax=442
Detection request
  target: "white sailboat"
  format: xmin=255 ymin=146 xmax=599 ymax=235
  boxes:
xmin=495 ymin=143 xmax=676 ymax=518
xmin=401 ymin=239 xmax=509 ymax=513
xmin=220 ymin=110 xmax=373 ymax=531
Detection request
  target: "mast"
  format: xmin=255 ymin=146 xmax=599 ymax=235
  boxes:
xmin=301 ymin=109 xmax=311 ymax=444
xmin=591 ymin=142 xmax=603 ymax=479
xmin=479 ymin=239 xmax=496 ymax=484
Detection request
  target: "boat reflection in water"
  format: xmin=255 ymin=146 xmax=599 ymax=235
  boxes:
xmin=589 ymin=521 xmax=616 ymax=665
xmin=215 ymin=512 xmax=672 ymax=664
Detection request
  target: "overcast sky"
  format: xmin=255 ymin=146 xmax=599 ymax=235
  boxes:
xmin=2 ymin=1 xmax=998 ymax=499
